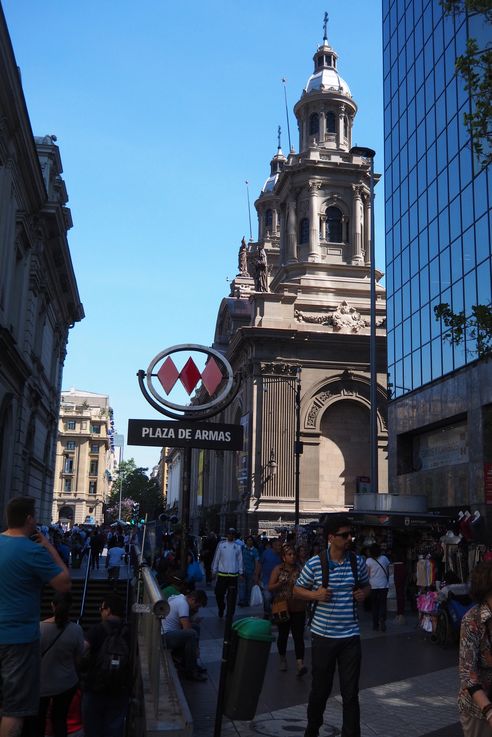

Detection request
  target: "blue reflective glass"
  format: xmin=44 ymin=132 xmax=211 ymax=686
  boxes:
xmin=410 ymin=239 xmax=419 ymax=276
xmin=457 ymin=110 xmax=469 ymax=150
xmin=449 ymin=196 xmax=462 ymax=242
xmin=469 ymin=11 xmax=490 ymax=52
xmin=464 ymin=270 xmax=477 ymax=315
xmin=401 ymin=175 xmax=409 ymax=211
xmin=415 ymin=52 xmax=425 ymax=93
xmin=412 ymin=310 xmax=420 ymax=350
xmin=393 ymin=153 xmax=400 ymax=184
xmin=408 ymin=204 xmax=417 ymax=241
xmin=439 ymin=208 xmax=450 ymax=250
xmin=474 ymin=170 xmax=488 ymax=220
xmin=385 ymin=135 xmax=392 ymax=163
xmin=437 ymin=170 xmax=448 ymax=213
xmin=436 ymin=130 xmax=447 ymax=173
xmin=429 ymin=218 xmax=439 ymax=260
xmin=417 ymin=121 xmax=426 ymax=160
xmin=412 ymin=350 xmax=422 ymax=387
xmin=431 ymin=297 xmax=442 ymax=339
xmin=394 ymin=289 xmax=403 ymax=326
xmin=394 ymin=221 xmax=401 ymax=255
xmin=426 ymin=108 xmax=436 ymax=146
xmin=462 ymin=225 xmax=475 ymax=274
xmin=433 ymin=14 xmax=444 ymax=49
xmin=475 ymin=214 xmax=490 ymax=264
xmin=403 ymin=287 xmax=411 ymax=320
xmin=452 ymin=277 xmax=464 ymax=313
xmin=427 ymin=180 xmax=437 ymax=223
xmin=443 ymin=12 xmax=455 ymax=48
xmin=431 ymin=337 xmax=442 ymax=380
xmin=422 ymin=342 xmax=431 ymax=384
xmin=395 ymin=323 xmax=403 ymax=356
xmin=442 ymin=336 xmax=453 ymax=374
xmin=401 ymin=211 xmax=409 ymax=247
xmin=387 ymin=295 xmax=394 ymax=332
xmin=460 ymin=146 xmax=472 ymax=187
xmin=436 ymin=93 xmax=446 ymax=136
xmin=448 ymin=155 xmax=460 ymax=201
xmin=394 ymin=254 xmax=402 ymax=291
xmin=455 ymin=19 xmax=467 ymax=57
xmin=450 ymin=237 xmax=463 ymax=283
xmin=393 ymin=188 xmax=400 ymax=223
xmin=402 ymin=245 xmax=411 ymax=284
xmin=404 ymin=355 xmax=412 ymax=390
xmin=411 ymin=269 xmax=420 ymax=303
xmin=427 ymin=142 xmax=437 ymax=177
xmin=392 ymin=96 xmax=399 ymax=133
xmin=395 ymin=360 xmax=403 ymax=398
xmin=390 ymin=1 xmax=397 ymax=33
xmin=405 ymin=5 xmax=414 ymax=39
xmin=415 ymin=18 xmax=424 ymax=55
xmin=418 ymin=194 xmax=428 ymax=234
xmin=399 ymin=50 xmax=407 ymax=85
xmin=425 ymin=73 xmax=435 ymax=111
xmin=447 ymin=115 xmax=459 ymax=160
xmin=424 ymin=40 xmax=434 ymax=81
xmin=386 ymin=261 xmax=394 ymax=294
xmin=446 ymin=78 xmax=458 ymax=119
xmin=444 ymin=43 xmax=456 ymax=86
xmin=384 ymin=104 xmax=392 ymax=132
xmin=434 ymin=55 xmax=445 ymax=98
xmin=421 ymin=302 xmax=431 ymax=344
xmin=384 ymin=74 xmax=391 ymax=103
xmin=386 ymin=197 xmax=393 ymax=229
xmin=423 ymin=4 xmax=433 ymax=41
xmin=440 ymin=247 xmax=451 ymax=289
xmin=430 ymin=257 xmax=440 ymax=299
xmin=477 ymin=258 xmax=492 ymax=305
xmin=383 ymin=45 xmax=390 ymax=76
xmin=419 ymin=230 xmax=429 ymax=265
xmin=409 ymin=167 xmax=417 ymax=204
xmin=407 ymin=62 xmax=416 ymax=102
xmin=391 ymin=35 xmax=398 ymax=68
xmin=420 ymin=264 xmax=430 ymax=305
xmin=461 ymin=185 xmax=474 ymax=233
xmin=391 ymin=61 xmax=399 ymax=96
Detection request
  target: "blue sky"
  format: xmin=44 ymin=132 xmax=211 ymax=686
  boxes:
xmin=3 ymin=1 xmax=384 ymax=470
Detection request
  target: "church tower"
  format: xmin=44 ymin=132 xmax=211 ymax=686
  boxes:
xmin=200 ymin=20 xmax=387 ymax=535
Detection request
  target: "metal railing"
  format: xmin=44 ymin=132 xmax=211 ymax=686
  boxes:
xmin=77 ymin=547 xmax=92 ymax=625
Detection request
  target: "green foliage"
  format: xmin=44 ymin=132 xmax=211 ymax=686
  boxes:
xmin=434 ymin=302 xmax=492 ymax=358
xmin=107 ymin=458 xmax=164 ymax=521
xmin=440 ymin=0 xmax=492 ymax=168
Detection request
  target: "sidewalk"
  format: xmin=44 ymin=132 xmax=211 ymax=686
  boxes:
xmin=181 ymin=584 xmax=463 ymax=737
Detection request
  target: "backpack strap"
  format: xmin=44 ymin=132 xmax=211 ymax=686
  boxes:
xmin=307 ymin=549 xmax=329 ymax=627
xmin=349 ymin=551 xmax=358 ymax=588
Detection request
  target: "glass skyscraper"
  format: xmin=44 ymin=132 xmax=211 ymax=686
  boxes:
xmin=383 ymin=0 xmax=492 ymax=515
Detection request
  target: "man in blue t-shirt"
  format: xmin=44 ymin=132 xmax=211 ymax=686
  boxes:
xmin=258 ymin=538 xmax=282 ymax=618
xmin=293 ymin=516 xmax=370 ymax=737
xmin=0 ymin=496 xmax=70 ymax=737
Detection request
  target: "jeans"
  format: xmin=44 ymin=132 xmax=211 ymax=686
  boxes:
xmin=277 ymin=611 xmax=306 ymax=659
xmin=164 ymin=629 xmax=199 ymax=675
xmin=215 ymin=575 xmax=238 ymax=616
xmin=305 ymin=635 xmax=362 ymax=737
xmin=262 ymin=587 xmax=273 ymax=616
xmin=239 ymin=573 xmax=255 ymax=605
xmin=82 ymin=691 xmax=127 ymax=737
xmin=371 ymin=588 xmax=388 ymax=628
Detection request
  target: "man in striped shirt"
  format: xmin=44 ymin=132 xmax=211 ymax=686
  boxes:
xmin=293 ymin=516 xmax=370 ymax=737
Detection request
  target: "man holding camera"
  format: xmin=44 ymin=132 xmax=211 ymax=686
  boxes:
xmin=0 ymin=496 xmax=70 ymax=737
xmin=293 ymin=516 xmax=370 ymax=737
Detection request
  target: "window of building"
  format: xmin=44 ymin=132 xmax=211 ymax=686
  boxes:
xmin=63 ymin=479 xmax=72 ymax=493
xmin=91 ymin=424 xmax=101 ymax=434
xmin=326 ymin=112 xmax=336 ymax=134
xmin=299 ymin=218 xmax=309 ymax=244
xmin=90 ymin=443 xmax=99 ymax=454
xmin=64 ymin=458 xmax=74 ymax=474
xmin=265 ymin=209 xmax=273 ymax=230
xmin=326 ymin=207 xmax=343 ymax=242
xmin=89 ymin=481 xmax=97 ymax=495
xmin=66 ymin=420 xmax=76 ymax=431
xmin=309 ymin=113 xmax=319 ymax=136
xmin=66 ymin=441 xmax=76 ymax=451
xmin=89 ymin=460 xmax=98 ymax=476
xmin=343 ymin=116 xmax=348 ymax=139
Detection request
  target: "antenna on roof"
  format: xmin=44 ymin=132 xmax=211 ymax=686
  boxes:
xmin=323 ymin=11 xmax=329 ymax=42
xmin=281 ymin=78 xmax=292 ymax=151
xmin=245 ymin=180 xmax=253 ymax=241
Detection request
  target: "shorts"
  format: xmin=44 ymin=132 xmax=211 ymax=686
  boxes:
xmin=0 ymin=640 xmax=40 ymax=717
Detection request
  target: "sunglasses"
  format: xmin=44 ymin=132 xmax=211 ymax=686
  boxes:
xmin=333 ymin=531 xmax=352 ymax=539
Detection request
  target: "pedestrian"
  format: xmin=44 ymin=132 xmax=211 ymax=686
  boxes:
xmin=211 ymin=528 xmax=243 ymax=618
xmin=239 ymin=536 xmax=260 ymax=606
xmin=365 ymin=543 xmax=390 ymax=632
xmin=106 ymin=540 xmax=125 ymax=587
xmin=90 ymin=529 xmax=104 ymax=571
xmin=268 ymin=543 xmax=307 ymax=676
xmin=458 ymin=560 xmax=492 ymax=736
xmin=161 ymin=590 xmax=208 ymax=682
xmin=81 ymin=594 xmax=130 ymax=737
xmin=258 ymin=538 xmax=282 ymax=619
xmin=0 ymin=496 xmax=71 ymax=737
xmin=293 ymin=516 xmax=370 ymax=737
xmin=33 ymin=591 xmax=85 ymax=737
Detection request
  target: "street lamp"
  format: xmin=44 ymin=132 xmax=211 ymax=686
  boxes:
xmin=350 ymin=146 xmax=378 ymax=495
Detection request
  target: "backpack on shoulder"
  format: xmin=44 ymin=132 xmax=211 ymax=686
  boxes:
xmin=91 ymin=622 xmax=131 ymax=694
xmin=307 ymin=549 xmax=359 ymax=626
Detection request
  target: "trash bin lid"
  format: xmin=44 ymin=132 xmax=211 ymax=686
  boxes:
xmin=232 ymin=617 xmax=274 ymax=642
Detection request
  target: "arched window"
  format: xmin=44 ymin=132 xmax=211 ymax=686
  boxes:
xmin=299 ymin=218 xmax=309 ymax=244
xmin=265 ymin=209 xmax=273 ymax=230
xmin=343 ymin=116 xmax=348 ymax=139
xmin=326 ymin=207 xmax=343 ymax=242
xmin=326 ymin=112 xmax=336 ymax=134
xmin=309 ymin=113 xmax=319 ymax=136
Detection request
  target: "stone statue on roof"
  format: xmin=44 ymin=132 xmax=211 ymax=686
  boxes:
xmin=238 ymin=236 xmax=249 ymax=276
xmin=254 ymin=244 xmax=269 ymax=292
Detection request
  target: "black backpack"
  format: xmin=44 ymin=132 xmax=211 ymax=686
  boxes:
xmin=307 ymin=549 xmax=359 ymax=626
xmin=91 ymin=622 xmax=130 ymax=694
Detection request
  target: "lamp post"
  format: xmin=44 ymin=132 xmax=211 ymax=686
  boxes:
xmin=350 ymin=146 xmax=378 ymax=495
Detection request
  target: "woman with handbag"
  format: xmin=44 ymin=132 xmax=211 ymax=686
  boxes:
xmin=268 ymin=543 xmax=307 ymax=676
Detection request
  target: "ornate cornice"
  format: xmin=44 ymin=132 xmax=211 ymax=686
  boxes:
xmin=258 ymin=362 xmax=298 ymax=377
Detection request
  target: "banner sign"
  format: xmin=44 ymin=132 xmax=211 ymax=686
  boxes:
xmin=127 ymin=419 xmax=243 ymax=451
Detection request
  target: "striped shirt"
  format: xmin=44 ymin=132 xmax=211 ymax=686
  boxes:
xmin=296 ymin=547 xmax=369 ymax=639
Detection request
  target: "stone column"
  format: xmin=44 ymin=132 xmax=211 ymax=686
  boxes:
xmin=279 ymin=205 xmax=287 ymax=264
xmin=319 ymin=111 xmax=325 ymax=143
xmin=337 ymin=104 xmax=345 ymax=149
xmin=308 ymin=183 xmax=320 ymax=261
xmin=351 ymin=185 xmax=364 ymax=265
xmin=363 ymin=193 xmax=371 ymax=265
xmin=286 ymin=199 xmax=297 ymax=262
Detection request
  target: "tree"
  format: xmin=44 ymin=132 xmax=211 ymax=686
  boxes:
xmin=440 ymin=0 xmax=492 ymax=167
xmin=108 ymin=458 xmax=164 ymax=521
xmin=434 ymin=302 xmax=492 ymax=359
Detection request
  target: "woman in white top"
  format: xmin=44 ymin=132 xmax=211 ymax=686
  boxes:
xmin=35 ymin=591 xmax=85 ymax=737
xmin=366 ymin=544 xmax=391 ymax=632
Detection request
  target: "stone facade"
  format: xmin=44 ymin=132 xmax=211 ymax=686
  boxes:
xmin=0 ymin=8 xmax=84 ymax=523
xmin=51 ymin=389 xmax=116 ymax=526
xmin=188 ymin=31 xmax=388 ymax=535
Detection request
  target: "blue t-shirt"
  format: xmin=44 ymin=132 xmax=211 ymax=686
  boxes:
xmin=0 ymin=535 xmax=62 ymax=644
xmin=242 ymin=546 xmax=259 ymax=575
xmin=260 ymin=548 xmax=281 ymax=587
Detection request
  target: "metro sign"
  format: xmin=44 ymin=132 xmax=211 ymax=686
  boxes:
xmin=137 ymin=344 xmax=238 ymax=420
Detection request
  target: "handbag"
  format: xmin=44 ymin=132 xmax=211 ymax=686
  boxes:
xmin=271 ymin=598 xmax=290 ymax=623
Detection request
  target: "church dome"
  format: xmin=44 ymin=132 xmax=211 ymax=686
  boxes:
xmin=305 ymin=66 xmax=351 ymax=97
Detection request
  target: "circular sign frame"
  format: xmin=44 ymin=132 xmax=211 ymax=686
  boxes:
xmin=137 ymin=343 xmax=240 ymax=421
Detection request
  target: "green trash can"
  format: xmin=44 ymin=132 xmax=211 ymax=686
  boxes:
xmin=223 ymin=617 xmax=274 ymax=720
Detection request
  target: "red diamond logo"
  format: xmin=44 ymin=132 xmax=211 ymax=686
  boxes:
xmin=179 ymin=358 xmax=201 ymax=395
xmin=201 ymin=358 xmax=223 ymax=396
xmin=157 ymin=357 xmax=179 ymax=394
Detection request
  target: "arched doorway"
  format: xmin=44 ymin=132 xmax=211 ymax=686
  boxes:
xmin=319 ymin=399 xmax=370 ymax=507
xmin=58 ymin=505 xmax=75 ymax=525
